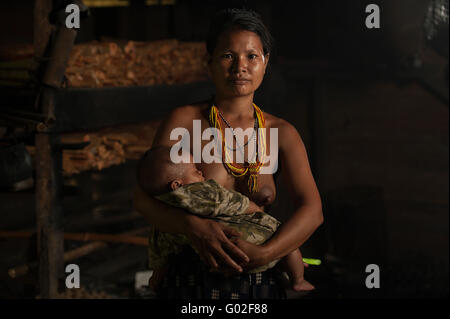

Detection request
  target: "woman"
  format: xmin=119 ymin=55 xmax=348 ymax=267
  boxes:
xmin=133 ymin=8 xmax=323 ymax=299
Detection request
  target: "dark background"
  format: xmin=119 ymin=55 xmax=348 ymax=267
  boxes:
xmin=0 ymin=0 xmax=448 ymax=298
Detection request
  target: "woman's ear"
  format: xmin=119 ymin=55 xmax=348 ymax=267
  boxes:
xmin=170 ymin=179 xmax=183 ymax=191
xmin=263 ymin=53 xmax=270 ymax=72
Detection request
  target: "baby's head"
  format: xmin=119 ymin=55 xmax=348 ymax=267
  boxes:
xmin=137 ymin=146 xmax=205 ymax=196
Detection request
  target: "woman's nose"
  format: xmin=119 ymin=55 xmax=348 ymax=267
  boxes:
xmin=232 ymin=56 xmax=247 ymax=73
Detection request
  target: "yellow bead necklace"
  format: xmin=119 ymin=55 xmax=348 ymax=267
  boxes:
xmin=209 ymin=103 xmax=266 ymax=193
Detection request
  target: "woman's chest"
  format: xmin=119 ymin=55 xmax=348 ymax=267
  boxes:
xmin=191 ymin=118 xmax=277 ymax=208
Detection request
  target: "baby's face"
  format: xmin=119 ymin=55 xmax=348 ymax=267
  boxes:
xmin=181 ymin=162 xmax=205 ymax=185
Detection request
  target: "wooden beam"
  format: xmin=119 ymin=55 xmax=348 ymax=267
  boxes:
xmin=35 ymin=132 xmax=64 ymax=298
xmin=33 ymin=0 xmax=54 ymax=78
xmin=34 ymin=0 xmax=79 ymax=299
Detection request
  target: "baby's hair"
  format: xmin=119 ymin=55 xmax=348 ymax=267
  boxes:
xmin=137 ymin=145 xmax=179 ymax=196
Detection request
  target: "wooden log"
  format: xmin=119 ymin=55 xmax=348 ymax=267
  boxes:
xmin=33 ymin=0 xmax=53 ymax=75
xmin=7 ymin=227 xmax=150 ymax=279
xmin=0 ymin=231 xmax=148 ymax=246
xmin=35 ymin=132 xmax=64 ymax=298
xmin=26 ymin=120 xmax=159 ymax=176
xmin=64 ymin=40 xmax=209 ymax=88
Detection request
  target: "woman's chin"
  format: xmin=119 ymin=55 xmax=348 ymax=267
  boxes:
xmin=227 ymin=87 xmax=255 ymax=98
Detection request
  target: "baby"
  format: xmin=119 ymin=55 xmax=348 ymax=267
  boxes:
xmin=137 ymin=146 xmax=314 ymax=292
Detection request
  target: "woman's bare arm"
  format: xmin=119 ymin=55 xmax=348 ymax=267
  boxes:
xmin=133 ymin=185 xmax=191 ymax=234
xmin=133 ymin=106 xmax=249 ymax=271
xmin=234 ymin=119 xmax=323 ymax=270
xmin=262 ymin=119 xmax=323 ymax=261
xmin=133 ymin=186 xmax=247 ymax=270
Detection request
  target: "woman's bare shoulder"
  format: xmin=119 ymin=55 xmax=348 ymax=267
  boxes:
xmin=263 ymin=112 xmax=298 ymax=134
xmin=152 ymin=101 xmax=209 ymax=147
xmin=170 ymin=101 xmax=209 ymax=118
xmin=164 ymin=101 xmax=209 ymax=124
xmin=169 ymin=102 xmax=207 ymax=115
xmin=263 ymin=112 xmax=304 ymax=155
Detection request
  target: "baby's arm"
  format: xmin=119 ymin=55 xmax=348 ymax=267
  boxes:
xmin=246 ymin=201 xmax=262 ymax=214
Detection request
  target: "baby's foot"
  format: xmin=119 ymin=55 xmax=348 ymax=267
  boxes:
xmin=291 ymin=278 xmax=315 ymax=292
xmin=148 ymin=275 xmax=160 ymax=291
xmin=148 ymin=269 xmax=166 ymax=292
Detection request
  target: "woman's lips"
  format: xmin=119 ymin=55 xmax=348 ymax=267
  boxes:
xmin=229 ymin=79 xmax=250 ymax=85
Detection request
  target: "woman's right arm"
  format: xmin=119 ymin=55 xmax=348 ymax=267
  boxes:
xmin=133 ymin=185 xmax=192 ymax=234
xmin=133 ymin=185 xmax=248 ymax=271
xmin=133 ymin=106 xmax=249 ymax=272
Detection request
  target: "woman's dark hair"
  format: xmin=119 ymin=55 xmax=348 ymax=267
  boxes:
xmin=206 ymin=8 xmax=273 ymax=57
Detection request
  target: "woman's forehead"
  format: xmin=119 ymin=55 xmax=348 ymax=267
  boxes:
xmin=215 ymin=29 xmax=264 ymax=52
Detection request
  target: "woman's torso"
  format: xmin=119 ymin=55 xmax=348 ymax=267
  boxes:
xmin=185 ymin=102 xmax=278 ymax=212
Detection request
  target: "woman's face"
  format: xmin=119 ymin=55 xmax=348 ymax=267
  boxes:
xmin=209 ymin=28 xmax=269 ymax=98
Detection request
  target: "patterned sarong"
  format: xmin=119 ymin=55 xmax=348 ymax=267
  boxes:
xmin=158 ymin=247 xmax=287 ymax=299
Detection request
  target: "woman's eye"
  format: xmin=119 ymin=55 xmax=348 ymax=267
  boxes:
xmin=223 ymin=54 xmax=233 ymax=59
xmin=249 ymin=54 xmax=258 ymax=60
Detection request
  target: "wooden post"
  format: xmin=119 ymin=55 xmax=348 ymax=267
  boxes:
xmin=34 ymin=0 xmax=78 ymax=298
xmin=33 ymin=0 xmax=54 ymax=80
xmin=34 ymin=0 xmax=57 ymax=299
xmin=35 ymin=131 xmax=64 ymax=298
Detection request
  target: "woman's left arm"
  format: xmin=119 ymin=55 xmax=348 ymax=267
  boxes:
xmin=236 ymin=119 xmax=323 ymax=270
xmin=265 ymin=119 xmax=323 ymax=258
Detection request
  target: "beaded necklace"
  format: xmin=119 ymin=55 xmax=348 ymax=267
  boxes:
xmin=219 ymin=112 xmax=257 ymax=155
xmin=209 ymin=103 xmax=266 ymax=193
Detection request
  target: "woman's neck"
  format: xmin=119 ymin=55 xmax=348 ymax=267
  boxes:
xmin=213 ymin=94 xmax=255 ymax=120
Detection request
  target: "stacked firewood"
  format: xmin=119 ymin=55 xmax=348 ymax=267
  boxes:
xmin=63 ymin=121 xmax=159 ymax=175
xmin=26 ymin=120 xmax=160 ymax=176
xmin=0 ymin=40 xmax=209 ymax=87
xmin=4 ymin=40 xmax=206 ymax=174
xmin=65 ymin=40 xmax=209 ymax=88
xmin=0 ymin=44 xmax=34 ymax=61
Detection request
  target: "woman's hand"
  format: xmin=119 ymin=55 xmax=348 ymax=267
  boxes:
xmin=185 ymin=215 xmax=250 ymax=273
xmin=229 ymin=237 xmax=270 ymax=271
xmin=134 ymin=186 xmax=249 ymax=273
